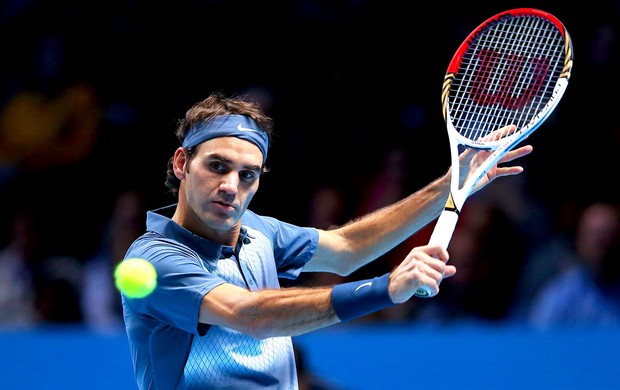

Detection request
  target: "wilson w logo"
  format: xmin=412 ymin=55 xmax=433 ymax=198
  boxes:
xmin=469 ymin=49 xmax=550 ymax=110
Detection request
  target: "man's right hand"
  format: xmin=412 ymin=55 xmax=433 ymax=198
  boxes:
xmin=388 ymin=244 xmax=455 ymax=303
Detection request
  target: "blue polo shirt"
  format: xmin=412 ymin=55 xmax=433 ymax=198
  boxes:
xmin=121 ymin=204 xmax=319 ymax=389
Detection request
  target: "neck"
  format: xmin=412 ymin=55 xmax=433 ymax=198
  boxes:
xmin=172 ymin=201 xmax=240 ymax=246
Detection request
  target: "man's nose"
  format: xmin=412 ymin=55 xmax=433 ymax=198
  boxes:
xmin=219 ymin=172 xmax=239 ymax=194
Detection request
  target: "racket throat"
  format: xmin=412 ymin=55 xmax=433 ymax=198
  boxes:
xmin=443 ymin=193 xmax=460 ymax=214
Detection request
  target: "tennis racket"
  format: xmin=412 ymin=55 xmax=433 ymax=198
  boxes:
xmin=415 ymin=8 xmax=573 ymax=297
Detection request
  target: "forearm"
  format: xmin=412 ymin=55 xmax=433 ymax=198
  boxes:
xmin=311 ymin=173 xmax=450 ymax=273
xmin=344 ymin=177 xmax=448 ymax=253
xmin=201 ymin=283 xmax=339 ymax=339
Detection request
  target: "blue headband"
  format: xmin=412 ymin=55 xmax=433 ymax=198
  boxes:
xmin=182 ymin=114 xmax=270 ymax=164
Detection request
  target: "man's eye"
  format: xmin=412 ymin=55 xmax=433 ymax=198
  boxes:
xmin=210 ymin=162 xmax=227 ymax=172
xmin=240 ymin=171 xmax=257 ymax=182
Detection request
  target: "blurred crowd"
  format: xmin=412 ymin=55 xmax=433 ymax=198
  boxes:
xmin=1 ymin=0 xmax=620 ymax=334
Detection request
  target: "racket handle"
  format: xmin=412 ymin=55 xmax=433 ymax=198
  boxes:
xmin=428 ymin=209 xmax=460 ymax=249
xmin=414 ymin=210 xmax=460 ymax=297
xmin=414 ymin=287 xmax=432 ymax=297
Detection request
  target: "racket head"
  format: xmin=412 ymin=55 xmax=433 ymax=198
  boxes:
xmin=442 ymin=8 xmax=573 ymax=150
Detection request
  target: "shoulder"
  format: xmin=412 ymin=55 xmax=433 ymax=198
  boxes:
xmin=242 ymin=209 xmax=317 ymax=237
xmin=127 ymin=232 xmax=200 ymax=262
xmin=242 ymin=209 xmax=289 ymax=234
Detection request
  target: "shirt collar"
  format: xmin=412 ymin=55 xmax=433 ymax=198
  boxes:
xmin=146 ymin=204 xmax=233 ymax=260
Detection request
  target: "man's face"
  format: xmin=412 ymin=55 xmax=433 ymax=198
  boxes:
xmin=178 ymin=137 xmax=264 ymax=237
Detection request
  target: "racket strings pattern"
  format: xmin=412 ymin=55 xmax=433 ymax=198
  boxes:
xmin=446 ymin=13 xmax=570 ymax=145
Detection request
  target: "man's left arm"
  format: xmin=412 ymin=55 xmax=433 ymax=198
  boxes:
xmin=305 ymin=144 xmax=532 ymax=275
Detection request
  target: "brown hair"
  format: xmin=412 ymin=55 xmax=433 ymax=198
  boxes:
xmin=164 ymin=92 xmax=273 ymax=196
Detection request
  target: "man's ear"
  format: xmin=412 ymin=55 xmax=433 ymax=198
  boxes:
xmin=173 ymin=147 xmax=187 ymax=180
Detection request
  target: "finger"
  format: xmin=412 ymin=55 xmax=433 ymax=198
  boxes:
xmin=414 ymin=264 xmax=446 ymax=299
xmin=417 ymin=257 xmax=448 ymax=286
xmin=458 ymin=145 xmax=484 ymax=165
xmin=499 ymin=145 xmax=533 ymax=163
xmin=442 ymin=265 xmax=457 ymax=279
xmin=478 ymin=124 xmax=516 ymax=142
xmin=494 ymin=166 xmax=525 ymax=177
xmin=409 ymin=244 xmax=449 ymax=262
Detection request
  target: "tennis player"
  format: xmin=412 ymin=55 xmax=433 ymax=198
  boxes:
xmin=120 ymin=92 xmax=532 ymax=389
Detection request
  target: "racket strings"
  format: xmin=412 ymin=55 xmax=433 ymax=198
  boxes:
xmin=449 ymin=15 xmax=566 ymax=143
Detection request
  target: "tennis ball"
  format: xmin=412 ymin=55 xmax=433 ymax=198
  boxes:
xmin=114 ymin=258 xmax=157 ymax=298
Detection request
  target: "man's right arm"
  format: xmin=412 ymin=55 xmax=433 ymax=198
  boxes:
xmin=199 ymin=283 xmax=339 ymax=339
xmin=198 ymin=243 xmax=453 ymax=338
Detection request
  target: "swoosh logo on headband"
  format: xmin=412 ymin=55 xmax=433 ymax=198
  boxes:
xmin=237 ymin=123 xmax=259 ymax=133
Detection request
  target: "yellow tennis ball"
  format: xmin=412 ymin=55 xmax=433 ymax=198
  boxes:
xmin=114 ymin=258 xmax=157 ymax=298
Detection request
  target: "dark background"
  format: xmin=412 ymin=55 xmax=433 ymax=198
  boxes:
xmin=0 ymin=0 xmax=618 ymax=316
xmin=1 ymin=1 xmax=619 ymax=388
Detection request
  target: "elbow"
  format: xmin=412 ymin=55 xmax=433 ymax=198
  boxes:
xmin=235 ymin=317 xmax=276 ymax=340
xmin=313 ymin=252 xmax=358 ymax=276
xmin=227 ymin=301 xmax=279 ymax=340
xmin=330 ymin=266 xmax=354 ymax=277
xmin=242 ymin=325 xmax=272 ymax=340
xmin=330 ymin=255 xmax=358 ymax=276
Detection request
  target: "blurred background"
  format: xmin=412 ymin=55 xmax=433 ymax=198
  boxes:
xmin=1 ymin=0 xmax=619 ymax=389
